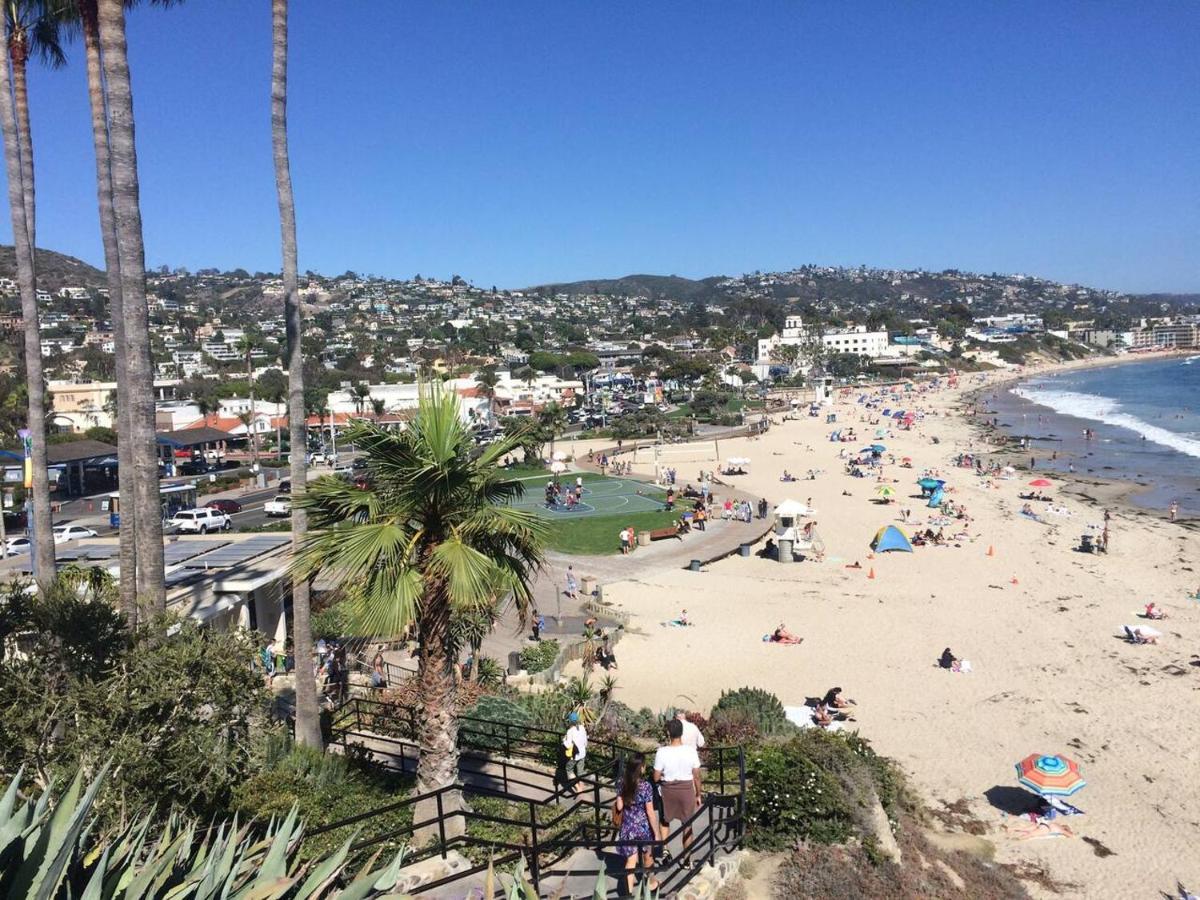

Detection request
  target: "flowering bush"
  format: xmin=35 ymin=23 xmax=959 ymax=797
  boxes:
xmin=745 ymin=738 xmax=853 ymax=849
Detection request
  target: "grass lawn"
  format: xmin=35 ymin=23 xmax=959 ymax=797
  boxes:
xmin=545 ymin=506 xmax=684 ymax=555
xmin=505 ymin=469 xmax=690 ymax=555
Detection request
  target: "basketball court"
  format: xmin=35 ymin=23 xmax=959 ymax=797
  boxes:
xmin=508 ymin=472 xmax=668 ymax=518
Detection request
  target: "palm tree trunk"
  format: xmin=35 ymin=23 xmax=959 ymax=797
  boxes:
xmin=9 ymin=45 xmax=33 ymax=251
xmin=97 ymin=0 xmax=165 ymax=611
xmin=80 ymin=0 xmax=136 ymax=620
xmin=272 ymin=0 xmax=321 ymax=749
xmin=413 ymin=581 xmax=464 ymax=843
xmin=247 ymin=349 xmax=258 ymax=469
xmin=0 ymin=49 xmax=53 ymax=590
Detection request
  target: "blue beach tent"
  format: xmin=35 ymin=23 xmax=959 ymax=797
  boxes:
xmin=870 ymin=525 xmax=914 ymax=553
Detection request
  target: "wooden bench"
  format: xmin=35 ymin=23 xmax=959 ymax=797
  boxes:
xmin=648 ymin=526 xmax=682 ymax=542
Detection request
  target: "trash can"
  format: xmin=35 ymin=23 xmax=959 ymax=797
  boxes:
xmin=507 ymin=650 xmax=523 ymax=675
xmin=688 ymin=559 xmax=702 ymax=572
xmin=638 ymin=531 xmax=651 ymax=547
xmin=581 ymin=576 xmax=597 ymax=596
xmin=739 ymin=543 xmax=751 ymax=557
xmin=778 ymin=539 xmax=793 ymax=563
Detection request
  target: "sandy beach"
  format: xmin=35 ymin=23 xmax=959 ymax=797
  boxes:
xmin=583 ymin=367 xmax=1200 ymax=898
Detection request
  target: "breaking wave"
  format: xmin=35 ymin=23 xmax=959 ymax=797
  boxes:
xmin=1012 ymin=386 xmax=1200 ymax=460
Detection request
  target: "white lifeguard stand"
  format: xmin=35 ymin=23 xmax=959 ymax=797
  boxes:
xmin=813 ymin=375 xmax=835 ymax=406
xmin=773 ymin=499 xmax=819 ymax=563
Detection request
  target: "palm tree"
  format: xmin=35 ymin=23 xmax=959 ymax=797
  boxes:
xmin=4 ymin=0 xmax=64 ymax=254
xmin=294 ymin=388 xmax=546 ymax=836
xmin=474 ymin=365 xmax=499 ymax=423
xmin=351 ymin=382 xmax=371 ymax=417
xmin=0 ymin=2 xmax=54 ymax=589
xmin=370 ymin=396 xmax=386 ymax=418
xmin=236 ymin=329 xmax=261 ymax=468
xmin=71 ymin=0 xmax=136 ymax=617
xmin=271 ymin=0 xmax=319 ymax=750
xmin=538 ymin=401 xmax=568 ymax=461
xmin=97 ymin=0 xmax=164 ymax=610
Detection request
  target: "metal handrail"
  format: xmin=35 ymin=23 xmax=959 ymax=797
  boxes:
xmin=320 ymin=696 xmax=748 ymax=896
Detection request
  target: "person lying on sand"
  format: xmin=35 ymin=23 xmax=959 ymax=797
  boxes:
xmin=1144 ymin=602 xmax=1168 ymax=620
xmin=770 ymin=624 xmax=803 ymax=644
xmin=812 ymin=702 xmax=835 ymax=728
xmin=822 ymin=686 xmax=854 ymax=710
xmin=1124 ymin=625 xmax=1159 ymax=645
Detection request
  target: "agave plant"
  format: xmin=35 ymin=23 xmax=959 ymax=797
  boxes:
xmin=0 ymin=767 xmax=413 ymax=898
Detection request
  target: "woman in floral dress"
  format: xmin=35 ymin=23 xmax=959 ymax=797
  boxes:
xmin=615 ymin=752 xmax=659 ymax=895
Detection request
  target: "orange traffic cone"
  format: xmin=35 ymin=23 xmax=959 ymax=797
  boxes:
xmin=987 ymin=545 xmax=994 ymax=557
xmin=868 ymin=567 xmax=876 ymax=580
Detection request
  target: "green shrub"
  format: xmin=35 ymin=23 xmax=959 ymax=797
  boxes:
xmin=519 ymin=638 xmax=560 ymax=674
xmin=713 ymin=686 xmax=790 ymax=735
xmin=462 ymin=694 xmax=532 ymax=752
xmin=474 ymin=655 xmax=504 ymax=687
xmin=231 ymin=741 xmax=414 ymax=861
xmin=310 ymin=600 xmax=353 ymax=639
xmin=744 ymin=738 xmax=853 ymax=849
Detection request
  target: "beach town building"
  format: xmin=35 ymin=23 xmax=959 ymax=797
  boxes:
xmin=757 ymin=315 xmax=890 ymax=363
xmin=1128 ymin=319 xmax=1200 ymax=350
xmin=48 ymin=378 xmax=181 ymax=431
xmin=753 ymin=315 xmax=891 ymax=379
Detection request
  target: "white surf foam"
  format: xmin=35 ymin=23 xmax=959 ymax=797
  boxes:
xmin=1012 ymin=386 xmax=1200 ymax=460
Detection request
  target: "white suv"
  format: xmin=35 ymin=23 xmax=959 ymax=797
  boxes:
xmin=169 ymin=507 xmax=232 ymax=534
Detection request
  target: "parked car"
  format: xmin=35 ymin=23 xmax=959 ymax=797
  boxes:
xmin=52 ymin=524 xmax=99 ymax=543
xmin=277 ymin=479 xmax=292 ymax=494
xmin=2 ymin=535 xmax=31 ymax=555
xmin=351 ymin=457 xmax=368 ymax=470
xmin=263 ymin=495 xmax=292 ymax=518
xmin=168 ymin=507 xmax=232 ymax=534
xmin=205 ymin=498 xmax=243 ymax=514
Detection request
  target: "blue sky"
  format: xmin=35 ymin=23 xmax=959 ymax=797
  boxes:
xmin=12 ymin=0 xmax=1200 ymax=291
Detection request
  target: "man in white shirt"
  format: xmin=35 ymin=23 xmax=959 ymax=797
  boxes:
xmin=563 ymin=711 xmax=588 ymax=794
xmin=677 ymin=711 xmax=705 ymax=749
xmin=653 ymin=719 xmax=702 ymax=856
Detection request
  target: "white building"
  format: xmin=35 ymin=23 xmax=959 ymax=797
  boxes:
xmin=757 ymin=315 xmax=890 ymax=364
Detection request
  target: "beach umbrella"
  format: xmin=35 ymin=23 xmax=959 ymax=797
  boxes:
xmin=875 ymin=485 xmax=896 ymax=498
xmin=552 ymin=451 xmax=567 ymax=461
xmin=1015 ymin=754 xmax=1086 ymax=797
xmin=917 ymin=477 xmax=941 ymax=489
xmin=1028 ymin=478 xmax=1052 ymax=488
xmin=901 ymin=456 xmax=912 ymax=465
xmin=874 ymin=428 xmax=888 ymax=437
xmin=550 ymin=460 xmax=567 ymax=474
xmin=871 ymin=443 xmax=887 ymax=452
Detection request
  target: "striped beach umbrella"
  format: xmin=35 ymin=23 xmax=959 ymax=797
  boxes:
xmin=1015 ymin=754 xmax=1086 ymax=796
xmin=875 ymin=485 xmax=896 ymax=498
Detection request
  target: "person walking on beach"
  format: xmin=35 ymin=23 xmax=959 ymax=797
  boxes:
xmin=1169 ymin=500 xmax=1179 ymax=522
xmin=654 ymin=718 xmax=702 ymax=860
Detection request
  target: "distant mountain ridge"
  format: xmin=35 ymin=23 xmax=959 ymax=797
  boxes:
xmin=0 ymin=246 xmax=106 ymax=292
xmin=525 ymin=273 xmax=726 ymax=301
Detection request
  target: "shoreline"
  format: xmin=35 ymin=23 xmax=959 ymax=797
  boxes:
xmin=960 ymin=350 xmax=1197 ymax=522
xmin=589 ymin=369 xmax=1200 ymax=899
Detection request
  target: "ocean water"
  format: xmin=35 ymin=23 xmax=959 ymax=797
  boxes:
xmin=992 ymin=356 xmax=1200 ymax=515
